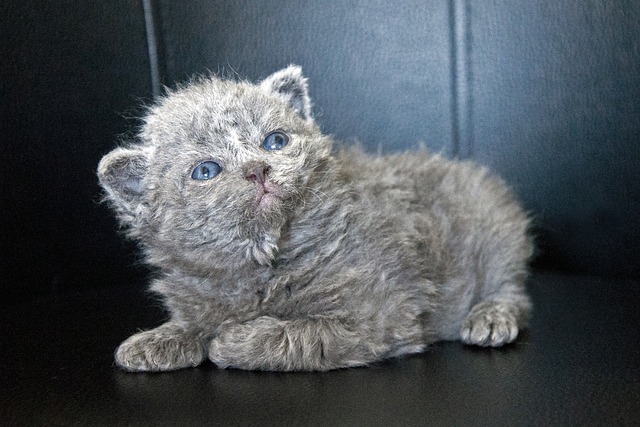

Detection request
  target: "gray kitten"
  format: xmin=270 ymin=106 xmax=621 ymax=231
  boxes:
xmin=98 ymin=66 xmax=533 ymax=372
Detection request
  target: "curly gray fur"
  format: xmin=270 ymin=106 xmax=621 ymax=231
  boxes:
xmin=98 ymin=66 xmax=533 ymax=372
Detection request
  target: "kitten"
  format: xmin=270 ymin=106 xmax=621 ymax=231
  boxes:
xmin=98 ymin=66 xmax=533 ymax=372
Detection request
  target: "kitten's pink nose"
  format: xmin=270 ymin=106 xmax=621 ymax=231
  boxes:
xmin=245 ymin=163 xmax=271 ymax=185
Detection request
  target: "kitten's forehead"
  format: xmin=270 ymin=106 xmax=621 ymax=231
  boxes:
xmin=141 ymin=78 xmax=300 ymax=164
xmin=144 ymin=77 xmax=288 ymax=147
xmin=142 ymin=75 xmax=312 ymax=171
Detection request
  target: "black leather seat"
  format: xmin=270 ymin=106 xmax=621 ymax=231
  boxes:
xmin=2 ymin=1 xmax=639 ymax=424
xmin=3 ymin=271 xmax=639 ymax=424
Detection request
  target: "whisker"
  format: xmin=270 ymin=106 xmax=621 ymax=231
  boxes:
xmin=196 ymin=272 xmax=214 ymax=289
xmin=298 ymin=185 xmax=327 ymax=203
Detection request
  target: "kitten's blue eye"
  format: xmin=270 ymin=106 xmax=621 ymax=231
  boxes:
xmin=262 ymin=131 xmax=289 ymax=151
xmin=191 ymin=161 xmax=222 ymax=180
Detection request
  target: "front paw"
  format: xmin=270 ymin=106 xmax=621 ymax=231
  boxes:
xmin=115 ymin=325 xmax=205 ymax=372
xmin=208 ymin=321 xmax=276 ymax=370
xmin=460 ymin=302 xmax=519 ymax=347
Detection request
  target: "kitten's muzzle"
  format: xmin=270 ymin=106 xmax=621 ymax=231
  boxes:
xmin=245 ymin=162 xmax=271 ymax=185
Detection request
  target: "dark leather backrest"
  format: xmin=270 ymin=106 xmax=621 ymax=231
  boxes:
xmin=155 ymin=0 xmax=639 ymax=278
xmin=1 ymin=1 xmax=152 ymax=303
xmin=2 ymin=0 xmax=639 ymax=304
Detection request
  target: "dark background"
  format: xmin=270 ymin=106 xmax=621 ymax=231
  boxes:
xmin=2 ymin=2 xmax=639 ymax=425
xmin=1 ymin=1 xmax=639 ymax=301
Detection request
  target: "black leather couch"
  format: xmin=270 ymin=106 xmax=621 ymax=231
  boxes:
xmin=2 ymin=1 xmax=639 ymax=425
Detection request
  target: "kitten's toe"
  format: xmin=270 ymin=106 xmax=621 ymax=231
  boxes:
xmin=208 ymin=322 xmax=262 ymax=370
xmin=208 ymin=337 xmax=233 ymax=369
xmin=460 ymin=302 xmax=519 ymax=347
xmin=115 ymin=328 xmax=205 ymax=372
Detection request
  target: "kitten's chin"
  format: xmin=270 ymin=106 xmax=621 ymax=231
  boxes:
xmin=256 ymin=192 xmax=281 ymax=210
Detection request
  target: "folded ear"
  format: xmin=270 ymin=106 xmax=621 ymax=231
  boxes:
xmin=97 ymin=146 xmax=150 ymax=219
xmin=260 ymin=65 xmax=313 ymax=122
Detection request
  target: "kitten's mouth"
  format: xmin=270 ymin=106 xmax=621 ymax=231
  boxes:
xmin=255 ymin=181 xmax=284 ymax=209
xmin=258 ymin=192 xmax=279 ymax=208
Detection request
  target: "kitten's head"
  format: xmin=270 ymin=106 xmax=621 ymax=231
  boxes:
xmin=98 ymin=66 xmax=334 ymax=271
